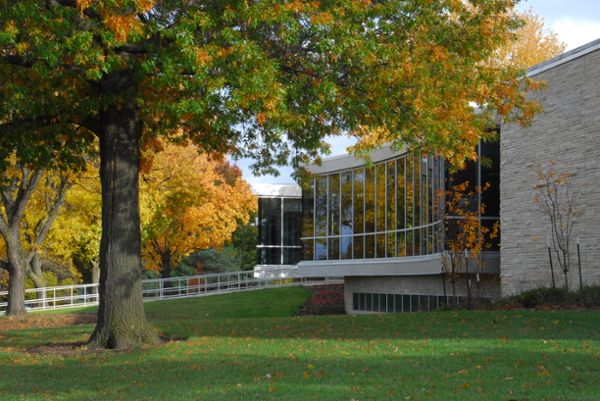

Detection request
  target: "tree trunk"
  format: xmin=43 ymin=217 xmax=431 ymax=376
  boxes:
xmin=5 ymin=261 xmax=27 ymax=316
xmin=91 ymin=260 xmax=100 ymax=284
xmin=158 ymin=249 xmax=176 ymax=296
xmin=87 ymin=72 xmax=161 ymax=349
xmin=90 ymin=259 xmax=100 ymax=296
xmin=27 ymin=253 xmax=49 ymax=307
xmin=159 ymin=249 xmax=172 ymax=279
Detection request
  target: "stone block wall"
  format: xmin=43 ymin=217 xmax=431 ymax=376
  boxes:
xmin=500 ymin=41 xmax=600 ymax=295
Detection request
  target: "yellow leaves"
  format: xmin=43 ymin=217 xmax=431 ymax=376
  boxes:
xmin=140 ymin=142 xmax=257 ymax=272
xmin=536 ymin=365 xmax=551 ymax=376
xmin=75 ymin=0 xmax=93 ymax=13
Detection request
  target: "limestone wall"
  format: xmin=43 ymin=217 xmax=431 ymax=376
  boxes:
xmin=500 ymin=41 xmax=600 ymax=295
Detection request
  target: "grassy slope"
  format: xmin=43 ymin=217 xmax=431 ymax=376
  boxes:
xmin=1 ymin=287 xmax=599 ymax=400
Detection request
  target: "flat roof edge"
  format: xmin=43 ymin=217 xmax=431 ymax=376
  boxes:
xmin=527 ymin=38 xmax=600 ymax=77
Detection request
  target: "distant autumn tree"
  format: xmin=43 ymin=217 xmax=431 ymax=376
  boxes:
xmin=50 ymin=158 xmax=103 ymax=286
xmin=493 ymin=9 xmax=567 ymax=69
xmin=140 ymin=143 xmax=256 ymax=279
xmin=1 ymin=0 xmax=541 ymax=348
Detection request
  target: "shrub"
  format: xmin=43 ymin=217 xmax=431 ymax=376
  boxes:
xmin=495 ymin=285 xmax=600 ymax=309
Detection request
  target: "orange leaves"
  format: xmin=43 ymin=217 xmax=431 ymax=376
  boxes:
xmin=74 ymin=1 xmax=157 ymax=43
xmin=102 ymin=14 xmax=142 ymax=43
xmin=140 ymin=142 xmax=257 ymax=273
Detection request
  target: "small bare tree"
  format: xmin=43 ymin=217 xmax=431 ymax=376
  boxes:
xmin=532 ymin=161 xmax=584 ymax=294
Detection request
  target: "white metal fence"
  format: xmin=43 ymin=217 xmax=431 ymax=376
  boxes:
xmin=0 ymin=268 xmax=343 ymax=314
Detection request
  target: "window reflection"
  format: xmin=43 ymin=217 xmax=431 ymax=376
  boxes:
xmin=353 ymin=169 xmax=365 ymax=234
xmin=365 ymin=167 xmax=375 ymax=233
xmin=315 ymin=176 xmax=328 ymax=237
xmin=329 ymin=174 xmax=340 ymax=236
xmin=298 ymin=149 xmax=489 ymax=262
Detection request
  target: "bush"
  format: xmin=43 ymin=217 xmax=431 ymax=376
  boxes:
xmin=494 ymin=285 xmax=600 ymax=309
xmin=574 ymin=285 xmax=600 ymax=308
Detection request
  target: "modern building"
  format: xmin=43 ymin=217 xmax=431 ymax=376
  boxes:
xmin=500 ymin=38 xmax=600 ymax=295
xmin=296 ymin=38 xmax=600 ymax=313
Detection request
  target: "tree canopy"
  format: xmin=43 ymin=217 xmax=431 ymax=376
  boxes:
xmin=1 ymin=0 xmax=541 ymax=348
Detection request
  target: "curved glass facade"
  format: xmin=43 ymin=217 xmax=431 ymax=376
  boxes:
xmin=302 ymin=152 xmax=444 ymax=261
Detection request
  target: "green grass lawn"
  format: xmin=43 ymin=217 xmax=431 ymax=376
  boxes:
xmin=1 ymin=286 xmax=599 ymax=400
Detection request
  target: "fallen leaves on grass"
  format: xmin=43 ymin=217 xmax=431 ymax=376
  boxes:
xmin=0 ymin=313 xmax=97 ymax=332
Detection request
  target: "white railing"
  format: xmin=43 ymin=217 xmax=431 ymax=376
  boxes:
xmin=0 ymin=268 xmax=343 ymax=314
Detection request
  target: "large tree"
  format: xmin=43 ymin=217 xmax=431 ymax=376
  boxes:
xmin=1 ymin=0 xmax=540 ymax=348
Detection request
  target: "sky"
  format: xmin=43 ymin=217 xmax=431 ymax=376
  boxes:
xmin=237 ymin=0 xmax=600 ymax=186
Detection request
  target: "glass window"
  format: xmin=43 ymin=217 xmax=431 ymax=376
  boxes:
xmin=329 ymin=174 xmax=341 ymax=236
xmin=302 ymin=239 xmax=314 ymax=261
xmin=376 ymin=234 xmax=386 ymax=258
xmin=406 ymin=155 xmax=414 ymax=228
xmin=365 ymin=234 xmax=375 ymax=259
xmin=397 ymin=231 xmax=405 ymax=257
xmin=315 ymin=238 xmax=327 ymax=260
xmin=341 ymin=236 xmax=353 ymax=259
xmin=341 ymin=172 xmax=353 ymax=235
xmin=365 ymin=166 xmax=375 ymax=233
xmin=283 ymin=198 xmax=302 ymax=246
xmin=406 ymin=230 xmax=414 ymax=257
xmin=376 ymin=164 xmax=386 ymax=232
xmin=397 ymin=158 xmax=405 ymax=229
xmin=480 ymin=138 xmax=500 ymax=217
xmin=414 ymin=228 xmax=421 ymax=256
xmin=353 ymin=235 xmax=364 ymax=259
xmin=328 ymin=238 xmax=340 ymax=260
xmin=302 ymin=181 xmax=314 ymax=238
xmin=414 ymin=152 xmax=421 ymax=227
xmin=315 ymin=176 xmax=328 ymax=237
xmin=421 ymin=153 xmax=429 ymax=226
xmin=387 ymin=161 xmax=396 ymax=231
xmin=259 ymin=248 xmax=281 ymax=264
xmin=284 ymin=248 xmax=302 ymax=265
xmin=402 ymin=294 xmax=411 ymax=312
xmin=259 ymin=198 xmax=281 ymax=246
xmin=386 ymin=232 xmax=396 ymax=258
xmin=353 ymin=169 xmax=365 ymax=234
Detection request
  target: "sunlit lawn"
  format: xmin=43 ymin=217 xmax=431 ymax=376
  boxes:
xmin=0 ymin=286 xmax=599 ymax=400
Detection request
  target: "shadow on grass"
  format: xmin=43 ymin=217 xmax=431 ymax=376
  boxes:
xmin=152 ymin=310 xmax=600 ymax=343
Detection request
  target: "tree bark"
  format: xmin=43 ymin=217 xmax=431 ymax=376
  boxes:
xmin=5 ymin=261 xmax=27 ymax=316
xmin=27 ymin=254 xmax=49 ymax=307
xmin=87 ymin=71 xmax=161 ymax=349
